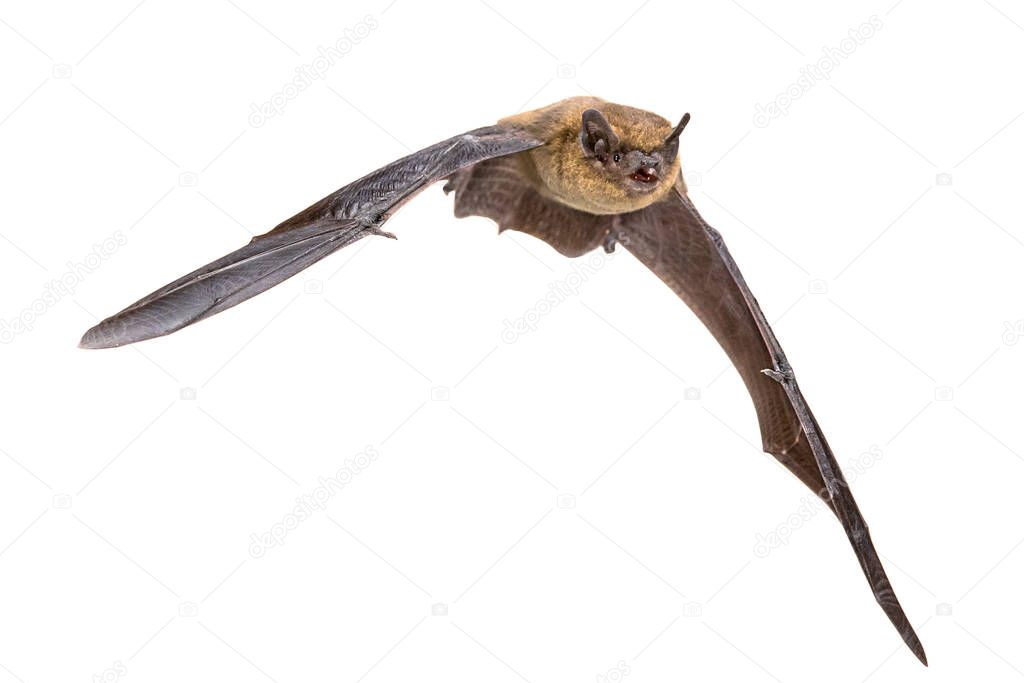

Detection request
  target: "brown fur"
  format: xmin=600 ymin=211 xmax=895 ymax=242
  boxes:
xmin=499 ymin=96 xmax=682 ymax=215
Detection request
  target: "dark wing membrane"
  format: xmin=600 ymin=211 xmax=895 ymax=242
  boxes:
xmin=619 ymin=184 xmax=927 ymax=666
xmin=444 ymin=155 xmax=611 ymax=257
xmin=80 ymin=126 xmax=543 ymax=349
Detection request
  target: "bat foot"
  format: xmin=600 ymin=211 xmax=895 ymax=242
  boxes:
xmin=603 ymin=230 xmax=622 ymax=254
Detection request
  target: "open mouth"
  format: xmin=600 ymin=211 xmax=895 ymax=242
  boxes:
xmin=630 ymin=169 xmax=658 ymax=184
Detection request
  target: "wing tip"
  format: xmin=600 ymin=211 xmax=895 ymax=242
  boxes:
xmin=904 ymin=627 xmax=928 ymax=666
xmin=79 ymin=316 xmax=154 ymax=349
xmin=78 ymin=323 xmax=119 ymax=350
xmin=875 ymin=574 xmax=929 ymax=666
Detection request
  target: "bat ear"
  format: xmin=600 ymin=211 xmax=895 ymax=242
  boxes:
xmin=661 ymin=112 xmax=690 ymax=157
xmin=659 ymin=112 xmax=692 ymax=154
xmin=664 ymin=112 xmax=691 ymax=146
xmin=579 ymin=108 xmax=619 ymax=160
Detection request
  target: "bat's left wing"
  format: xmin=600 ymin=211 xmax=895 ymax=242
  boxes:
xmin=80 ymin=125 xmax=543 ymax=349
xmin=617 ymin=182 xmax=927 ymax=665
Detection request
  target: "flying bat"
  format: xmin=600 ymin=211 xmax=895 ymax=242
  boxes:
xmin=80 ymin=96 xmax=926 ymax=665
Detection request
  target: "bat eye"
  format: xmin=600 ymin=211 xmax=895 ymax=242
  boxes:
xmin=612 ymin=153 xmax=621 ymax=163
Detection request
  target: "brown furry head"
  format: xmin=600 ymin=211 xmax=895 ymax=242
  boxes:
xmin=500 ymin=97 xmax=687 ymax=215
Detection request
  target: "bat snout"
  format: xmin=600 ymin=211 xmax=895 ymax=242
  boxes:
xmin=630 ymin=160 xmax=660 ymax=184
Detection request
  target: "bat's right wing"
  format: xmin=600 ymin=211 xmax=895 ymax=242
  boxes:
xmin=80 ymin=125 xmax=543 ymax=349
xmin=618 ymin=181 xmax=927 ymax=665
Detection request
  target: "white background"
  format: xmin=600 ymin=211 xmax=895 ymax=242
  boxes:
xmin=1 ymin=1 xmax=1022 ymax=681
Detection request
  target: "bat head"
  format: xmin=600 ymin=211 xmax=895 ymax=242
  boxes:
xmin=576 ymin=107 xmax=689 ymax=210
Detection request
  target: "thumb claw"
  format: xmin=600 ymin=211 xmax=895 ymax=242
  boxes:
xmin=762 ymin=368 xmax=791 ymax=383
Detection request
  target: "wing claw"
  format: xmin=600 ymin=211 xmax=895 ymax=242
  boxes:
xmin=761 ymin=368 xmax=792 ymax=383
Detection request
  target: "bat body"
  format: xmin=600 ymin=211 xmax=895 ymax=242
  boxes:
xmin=499 ymin=97 xmax=683 ymax=214
xmin=80 ymin=96 xmax=927 ymax=665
